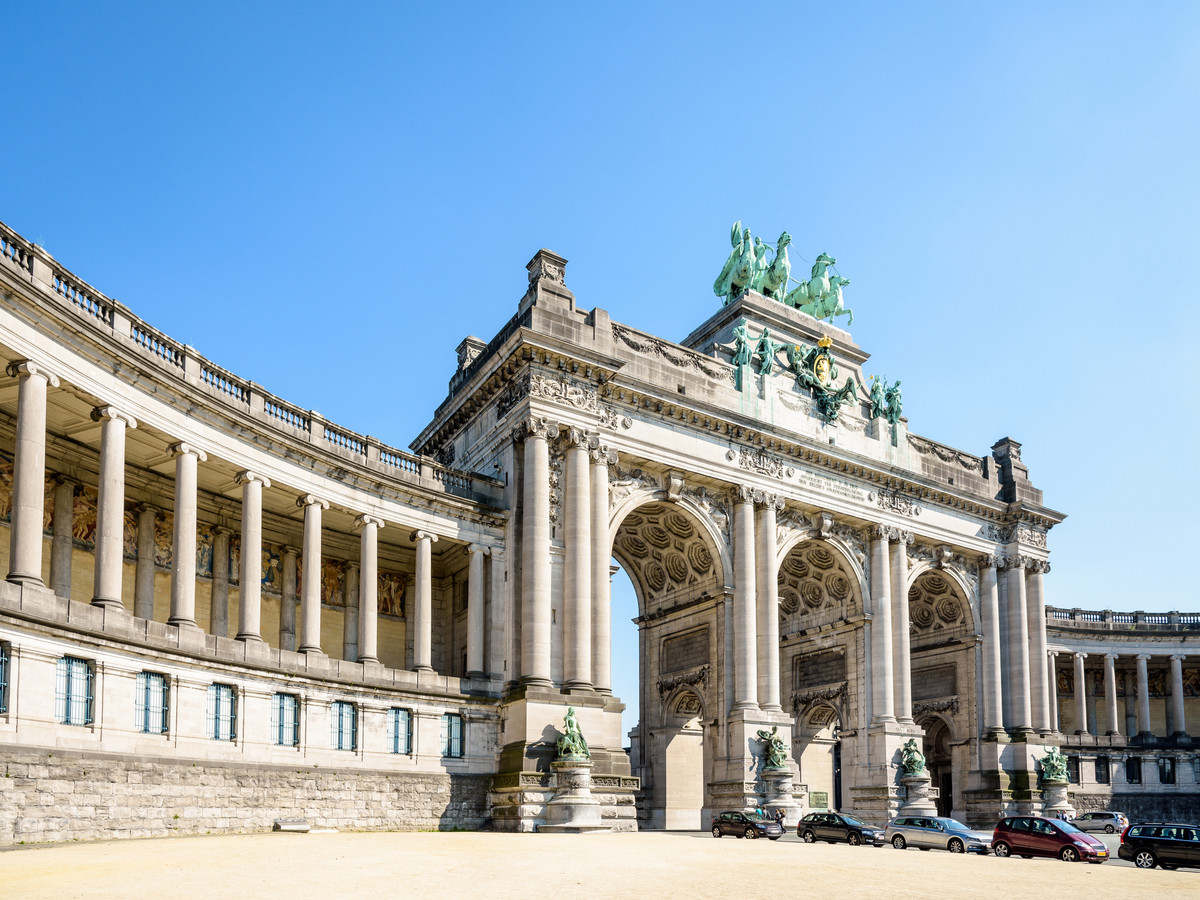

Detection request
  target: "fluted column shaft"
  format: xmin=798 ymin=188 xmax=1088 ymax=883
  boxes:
xmin=1004 ymin=558 xmax=1032 ymax=732
xmin=412 ymin=529 xmax=438 ymax=672
xmin=1104 ymin=653 xmax=1120 ymax=735
xmin=6 ymin=362 xmax=58 ymax=585
xmin=236 ymin=472 xmax=269 ymax=642
xmin=92 ymin=407 xmax=136 ymax=608
xmin=590 ymin=448 xmax=612 ymax=694
xmin=209 ymin=526 xmax=231 ymax=637
xmin=133 ymin=504 xmax=158 ymax=619
xmin=1026 ymin=563 xmax=1051 ymax=733
xmin=755 ymin=501 xmax=781 ymax=711
xmin=520 ymin=424 xmax=553 ymax=685
xmin=168 ymin=444 xmax=206 ymax=628
xmin=563 ymin=435 xmax=592 ymax=691
xmin=980 ymin=558 xmax=1004 ymax=735
xmin=1135 ymin=654 xmax=1152 ymax=736
xmin=50 ymin=477 xmax=77 ymax=599
xmin=1073 ymin=652 xmax=1089 ymax=735
xmin=280 ymin=546 xmax=298 ymax=651
xmin=869 ymin=529 xmax=895 ymax=724
xmin=466 ymin=544 xmax=489 ymax=677
xmin=356 ymin=516 xmax=382 ymax=663
xmin=1170 ymin=655 xmax=1187 ymax=736
xmin=890 ymin=533 xmax=913 ymax=723
xmin=343 ymin=561 xmax=360 ymax=661
xmin=732 ymin=494 xmax=758 ymax=712
xmin=298 ymin=495 xmax=329 ymax=653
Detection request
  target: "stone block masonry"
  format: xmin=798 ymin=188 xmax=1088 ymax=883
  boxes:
xmin=0 ymin=747 xmax=490 ymax=845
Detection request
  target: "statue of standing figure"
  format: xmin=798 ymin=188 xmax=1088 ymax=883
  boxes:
xmin=868 ymin=377 xmax=886 ymax=420
xmin=756 ymin=726 xmax=789 ymax=770
xmin=731 ymin=320 xmax=753 ymax=367
xmin=556 ymin=707 xmax=591 ymax=761
xmin=884 ymin=380 xmax=903 ymax=425
xmin=900 ymin=738 xmax=926 ymax=775
xmin=755 ymin=327 xmax=785 ymax=376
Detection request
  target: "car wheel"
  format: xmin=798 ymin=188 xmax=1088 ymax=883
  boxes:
xmin=848 ymin=832 xmax=862 ymax=846
xmin=1060 ymin=846 xmax=1079 ymax=863
xmin=802 ymin=830 xmax=816 ymax=844
xmin=993 ymin=842 xmax=1011 ymax=858
xmin=1134 ymin=849 xmax=1156 ymax=869
xmin=892 ymin=835 xmax=907 ymax=850
xmin=744 ymin=827 xmax=758 ymax=840
xmin=712 ymin=825 xmax=722 ymax=838
xmin=948 ymin=839 xmax=964 ymax=854
xmin=1104 ymin=824 xmax=1115 ymax=834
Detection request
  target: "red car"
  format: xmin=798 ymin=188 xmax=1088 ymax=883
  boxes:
xmin=992 ymin=815 xmax=1109 ymax=863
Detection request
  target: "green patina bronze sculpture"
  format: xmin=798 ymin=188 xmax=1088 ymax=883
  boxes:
xmin=752 ymin=231 xmax=792 ymax=302
xmin=788 ymin=336 xmax=857 ymax=423
xmin=714 ymin=222 xmax=757 ymax=303
xmin=884 ymin=380 xmax=903 ymax=426
xmin=556 ymin=707 xmax=591 ymax=761
xmin=900 ymin=738 xmax=926 ymax=775
xmin=868 ymin=377 xmax=886 ymax=420
xmin=1037 ymin=745 xmax=1068 ymax=782
xmin=756 ymin=726 xmax=788 ymax=770
xmin=755 ymin=327 xmax=785 ymax=376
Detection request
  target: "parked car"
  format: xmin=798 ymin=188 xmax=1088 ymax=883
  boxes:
xmin=711 ymin=810 xmax=784 ymax=840
xmin=992 ymin=815 xmax=1108 ymax=863
xmin=1072 ymin=811 xmax=1129 ymax=834
xmin=885 ymin=815 xmax=992 ymax=854
xmin=1117 ymin=823 xmax=1200 ymax=869
xmin=797 ymin=812 xmax=885 ymax=846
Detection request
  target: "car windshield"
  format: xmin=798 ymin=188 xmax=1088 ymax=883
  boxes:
xmin=940 ymin=819 xmax=969 ymax=831
xmin=1056 ymin=820 xmax=1083 ymax=834
xmin=842 ymin=817 xmax=869 ymax=829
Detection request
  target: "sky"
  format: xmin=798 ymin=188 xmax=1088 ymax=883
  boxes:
xmin=4 ymin=3 xmax=1198 ymax=737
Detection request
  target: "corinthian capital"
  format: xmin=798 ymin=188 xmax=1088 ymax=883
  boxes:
xmin=512 ymin=415 xmax=558 ymax=443
xmin=565 ymin=427 xmax=590 ymax=448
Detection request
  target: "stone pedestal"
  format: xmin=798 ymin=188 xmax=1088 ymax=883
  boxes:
xmin=1040 ymin=780 xmax=1074 ymax=820
xmin=898 ymin=771 xmax=938 ymax=816
xmin=761 ymin=768 xmax=804 ymax=826
xmin=540 ymin=760 xmax=609 ymax=833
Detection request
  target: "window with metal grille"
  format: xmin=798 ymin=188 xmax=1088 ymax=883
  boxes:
xmin=272 ymin=693 xmax=300 ymax=747
xmin=441 ymin=712 xmax=464 ymax=758
xmin=135 ymin=672 xmax=170 ymax=734
xmin=387 ymin=707 xmax=412 ymax=755
xmin=55 ymin=656 xmax=93 ymax=726
xmin=0 ymin=643 xmax=9 ymax=715
xmin=330 ymin=700 xmax=357 ymax=751
xmin=1095 ymin=756 xmax=1110 ymax=784
xmin=1066 ymin=755 xmax=1080 ymax=784
xmin=1158 ymin=756 xmax=1175 ymax=785
xmin=206 ymin=684 xmax=237 ymax=741
xmin=1125 ymin=756 xmax=1142 ymax=784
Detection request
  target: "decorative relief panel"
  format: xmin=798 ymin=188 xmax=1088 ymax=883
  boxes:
xmin=681 ymin=485 xmax=732 ymax=545
xmin=727 ymin=446 xmax=794 ymax=479
xmin=611 ymin=322 xmax=733 ymax=383
xmin=866 ymin=487 xmax=921 ymax=517
xmin=907 ymin=435 xmax=985 ymax=474
xmin=982 ymin=521 xmax=1048 ymax=548
xmin=610 ymin=465 xmax=661 ymax=510
xmin=496 ymin=370 xmax=631 ymax=431
xmin=657 ymin=663 xmax=710 ymax=698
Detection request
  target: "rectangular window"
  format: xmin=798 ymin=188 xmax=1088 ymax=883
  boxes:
xmin=1095 ymin=756 xmax=1110 ymax=785
xmin=440 ymin=712 xmax=464 ymax=758
xmin=387 ymin=708 xmax=413 ymax=755
xmin=272 ymin=693 xmax=300 ymax=747
xmin=1125 ymin=756 xmax=1142 ymax=785
xmin=330 ymin=700 xmax=357 ymax=751
xmin=206 ymin=684 xmax=237 ymax=741
xmin=0 ymin=642 xmax=9 ymax=715
xmin=1158 ymin=756 xmax=1175 ymax=785
xmin=1066 ymin=755 xmax=1080 ymax=784
xmin=134 ymin=672 xmax=170 ymax=735
xmin=55 ymin=656 xmax=93 ymax=726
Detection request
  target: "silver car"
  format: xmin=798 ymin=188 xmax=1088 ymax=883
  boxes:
xmin=885 ymin=815 xmax=992 ymax=854
xmin=1071 ymin=811 xmax=1129 ymax=834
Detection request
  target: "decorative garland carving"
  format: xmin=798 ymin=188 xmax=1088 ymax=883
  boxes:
xmin=906 ymin=435 xmax=985 ymax=474
xmin=912 ymin=698 xmax=961 ymax=717
xmin=657 ymin=665 xmax=710 ymax=699
xmin=611 ymin=322 xmax=734 ymax=383
xmin=982 ymin=521 xmax=1047 ymax=549
xmin=792 ymin=683 xmax=847 ymax=712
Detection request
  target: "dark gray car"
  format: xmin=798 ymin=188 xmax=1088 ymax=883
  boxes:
xmin=885 ymin=815 xmax=992 ymax=854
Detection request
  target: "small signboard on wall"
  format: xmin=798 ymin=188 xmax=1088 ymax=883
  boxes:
xmin=809 ymin=791 xmax=829 ymax=809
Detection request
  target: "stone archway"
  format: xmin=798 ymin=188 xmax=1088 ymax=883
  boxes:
xmin=610 ymin=500 xmax=725 ymax=831
xmin=918 ymin=716 xmax=954 ymax=818
xmin=794 ymin=701 xmax=843 ymax=811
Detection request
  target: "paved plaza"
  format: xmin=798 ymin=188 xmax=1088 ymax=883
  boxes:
xmin=2 ymin=831 xmax=1195 ymax=899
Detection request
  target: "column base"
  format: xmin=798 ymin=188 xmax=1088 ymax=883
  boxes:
xmin=520 ymin=676 xmax=553 ymax=688
xmin=898 ymin=717 xmax=914 ymax=725
xmin=466 ymin=669 xmax=486 ymax=679
xmin=414 ymin=664 xmax=434 ymax=674
xmin=872 ymin=715 xmax=897 ymax=725
xmin=299 ymin=645 xmax=325 ymax=656
xmin=6 ymin=573 xmax=45 ymax=587
xmin=168 ymin=616 xmax=199 ymax=629
xmin=759 ymin=703 xmax=784 ymax=713
xmin=91 ymin=597 xmax=125 ymax=610
xmin=564 ymin=681 xmax=594 ymax=694
xmin=984 ymin=727 xmax=1010 ymax=743
xmin=235 ymin=632 xmax=265 ymax=643
xmin=731 ymin=701 xmax=761 ymax=713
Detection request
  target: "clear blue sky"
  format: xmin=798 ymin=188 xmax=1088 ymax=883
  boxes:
xmin=5 ymin=3 xmax=1198 ymax=737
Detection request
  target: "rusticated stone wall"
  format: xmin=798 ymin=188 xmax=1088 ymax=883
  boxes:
xmin=0 ymin=747 xmax=489 ymax=845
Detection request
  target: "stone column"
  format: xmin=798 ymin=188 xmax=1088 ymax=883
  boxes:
xmin=280 ymin=545 xmax=298 ymax=651
xmin=343 ymin=561 xmax=360 ymax=661
xmin=1123 ymin=669 xmax=1137 ymax=736
xmin=209 ymin=526 xmax=231 ymax=638
xmin=1135 ymin=654 xmax=1152 ymax=737
xmin=1104 ymin=653 xmax=1120 ymax=735
xmin=518 ymin=418 xmax=554 ymax=686
xmin=732 ymin=489 xmax=758 ymax=712
xmin=168 ymin=443 xmax=207 ymax=628
xmin=589 ymin=442 xmax=614 ymax=694
xmin=487 ymin=548 xmax=507 ymax=679
xmin=1026 ymin=561 xmax=1052 ymax=734
xmin=1170 ymin=654 xmax=1187 ymax=736
xmin=890 ymin=531 xmax=914 ymax=723
xmin=979 ymin=556 xmax=1004 ymax=736
xmin=756 ymin=497 xmax=781 ymax=711
xmin=355 ymin=515 xmax=383 ymax=664
xmin=1002 ymin=556 xmax=1032 ymax=733
xmin=133 ymin=504 xmax=158 ymax=620
xmin=5 ymin=361 xmax=59 ymax=586
xmin=411 ymin=529 xmax=438 ymax=672
xmin=1048 ymin=651 xmax=1061 ymax=733
xmin=563 ymin=430 xmax=592 ymax=691
xmin=1073 ymin=652 xmax=1088 ymax=735
xmin=50 ymin=476 xmax=78 ymax=598
xmin=297 ymin=494 xmax=329 ymax=654
xmin=235 ymin=471 xmax=270 ymax=642
xmin=466 ymin=543 xmax=489 ymax=678
xmin=91 ymin=406 xmax=137 ymax=609
xmin=868 ymin=526 xmax=895 ymax=724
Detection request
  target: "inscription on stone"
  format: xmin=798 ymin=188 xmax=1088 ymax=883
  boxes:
xmin=796 ymin=469 xmax=868 ymax=503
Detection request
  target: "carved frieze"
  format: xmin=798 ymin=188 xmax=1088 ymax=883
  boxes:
xmin=906 ymin=435 xmax=985 ymax=474
xmin=611 ymin=322 xmax=734 ymax=383
xmin=792 ymin=683 xmax=847 ymax=714
xmin=912 ymin=698 xmax=961 ymax=717
xmin=609 ymin=465 xmax=661 ymax=510
xmin=727 ymin=446 xmax=794 ymax=480
xmin=657 ymin=665 xmax=710 ymax=699
xmin=866 ymin=488 xmax=921 ymax=517
xmin=681 ymin=485 xmax=732 ymax=545
xmin=497 ymin=370 xmax=631 ymax=431
xmin=981 ymin=521 xmax=1048 ymax=549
